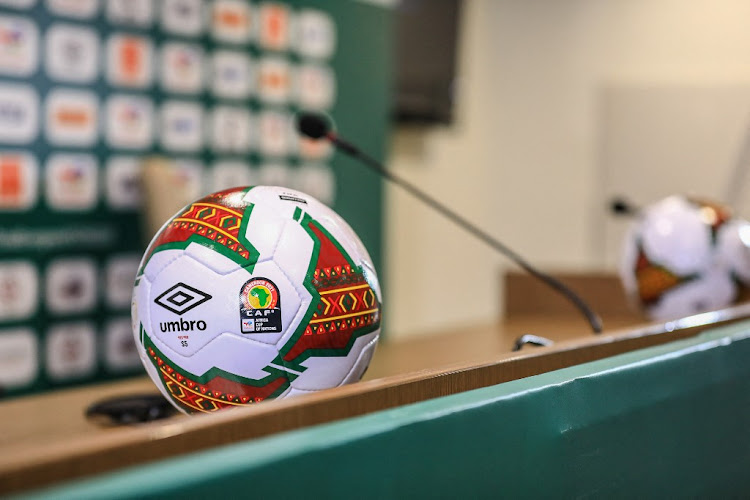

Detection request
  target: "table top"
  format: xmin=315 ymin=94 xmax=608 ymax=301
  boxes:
xmin=0 ymin=316 xmax=636 ymax=466
xmin=8 ymin=313 xmax=695 ymax=495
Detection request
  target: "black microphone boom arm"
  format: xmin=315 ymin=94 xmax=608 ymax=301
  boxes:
xmin=296 ymin=113 xmax=603 ymax=334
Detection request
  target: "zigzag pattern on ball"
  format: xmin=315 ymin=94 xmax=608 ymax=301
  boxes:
xmin=141 ymin=324 xmax=293 ymax=414
xmin=634 ymin=242 xmax=697 ymax=306
xmin=277 ymin=217 xmax=381 ymax=369
xmin=138 ymin=188 xmax=260 ymax=276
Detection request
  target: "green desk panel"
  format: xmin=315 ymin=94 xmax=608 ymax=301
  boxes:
xmin=22 ymin=321 xmax=750 ymax=499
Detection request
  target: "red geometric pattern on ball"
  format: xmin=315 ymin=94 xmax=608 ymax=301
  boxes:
xmin=139 ymin=188 xmax=258 ymax=273
xmin=147 ymin=344 xmax=290 ymax=414
xmin=281 ymin=222 xmax=380 ymax=364
xmin=634 ymin=244 xmax=696 ymax=306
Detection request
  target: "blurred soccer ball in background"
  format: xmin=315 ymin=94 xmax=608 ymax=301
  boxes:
xmin=619 ymin=195 xmax=750 ymax=321
xmin=132 ymin=186 xmax=381 ymax=414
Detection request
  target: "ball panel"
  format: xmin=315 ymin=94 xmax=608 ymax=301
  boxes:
xmin=646 ymin=268 xmax=737 ymax=321
xmin=184 ymin=242 xmax=244 ymax=275
xmin=137 ymin=324 xmax=294 ymax=413
xmin=290 ymin=331 xmax=379 ymax=391
xmin=717 ymin=219 xmax=750 ymax=286
xmin=240 ymin=200 xmax=287 ymax=262
xmin=640 ymin=196 xmax=712 ymax=275
xmin=339 ymin=335 xmax=379 ymax=386
xmin=272 ymin=212 xmax=381 ymax=374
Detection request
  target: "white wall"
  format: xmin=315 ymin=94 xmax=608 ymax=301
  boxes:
xmin=384 ymin=0 xmax=750 ymax=339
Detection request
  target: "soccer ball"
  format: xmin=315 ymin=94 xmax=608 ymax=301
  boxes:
xmin=131 ymin=186 xmax=382 ymax=414
xmin=619 ymin=195 xmax=744 ymax=321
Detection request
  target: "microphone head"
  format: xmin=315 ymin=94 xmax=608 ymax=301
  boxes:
xmin=296 ymin=112 xmax=331 ymax=140
xmin=610 ymin=197 xmax=636 ymax=216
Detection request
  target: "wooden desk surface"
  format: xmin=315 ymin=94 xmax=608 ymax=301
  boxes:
xmin=0 ymin=314 xmax=673 ymax=494
xmin=0 ymin=318 xmax=629 ymax=459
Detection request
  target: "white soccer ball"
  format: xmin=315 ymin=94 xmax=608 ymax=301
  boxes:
xmin=619 ymin=195 xmax=740 ymax=321
xmin=131 ymin=186 xmax=381 ymax=414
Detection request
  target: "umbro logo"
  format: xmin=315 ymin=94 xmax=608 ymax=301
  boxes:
xmin=154 ymin=282 xmax=212 ymax=315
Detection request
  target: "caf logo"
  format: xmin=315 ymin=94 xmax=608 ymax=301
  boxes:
xmin=239 ymin=277 xmax=282 ymax=334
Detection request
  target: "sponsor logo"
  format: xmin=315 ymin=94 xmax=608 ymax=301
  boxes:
xmin=45 ymin=89 xmax=98 ymax=146
xmin=106 ymin=0 xmax=152 ymax=27
xmin=45 ymin=0 xmax=98 ymax=18
xmin=161 ymin=43 xmax=203 ymax=94
xmin=211 ymin=0 xmax=252 ymax=44
xmin=0 ymin=83 xmax=37 ymax=144
xmin=0 ymin=15 xmax=37 ymax=75
xmin=45 ymin=322 xmax=96 ymax=380
xmin=105 ymin=94 xmax=153 ymax=149
xmin=297 ymin=163 xmax=336 ymax=206
xmin=45 ymin=154 xmax=98 ymax=210
xmin=0 ymin=261 xmax=37 ymax=320
xmin=160 ymin=101 xmax=203 ymax=152
xmin=162 ymin=0 xmax=203 ymax=36
xmin=211 ymin=50 xmax=253 ymax=99
xmin=105 ymin=156 xmax=142 ymax=209
xmin=105 ymin=254 xmax=139 ymax=308
xmin=258 ymin=3 xmax=290 ymax=51
xmin=105 ymin=318 xmax=140 ymax=370
xmin=240 ymin=277 xmax=282 ymax=333
xmin=45 ymin=24 xmax=98 ymax=83
xmin=278 ymin=193 xmax=307 ymax=204
xmin=296 ymin=64 xmax=336 ymax=110
xmin=295 ymin=9 xmax=336 ymax=60
xmin=159 ymin=318 xmax=207 ymax=333
xmin=0 ymin=329 xmax=37 ymax=388
xmin=258 ymin=110 xmax=291 ymax=157
xmin=154 ymin=282 xmax=212 ymax=315
xmin=0 ymin=152 xmax=37 ymax=210
xmin=171 ymin=158 xmax=203 ymax=200
xmin=210 ymin=106 xmax=251 ymax=152
xmin=107 ymin=34 xmax=152 ymax=88
xmin=46 ymin=258 xmax=97 ymax=314
xmin=211 ymin=161 xmax=252 ymax=192
xmin=258 ymin=57 xmax=290 ymax=104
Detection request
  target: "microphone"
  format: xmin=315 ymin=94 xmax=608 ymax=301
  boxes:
xmin=296 ymin=112 xmax=603 ymax=335
xmin=610 ymin=196 xmax=638 ymax=216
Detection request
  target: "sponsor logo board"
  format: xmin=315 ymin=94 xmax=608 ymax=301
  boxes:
xmin=45 ymin=0 xmax=98 ymax=18
xmin=45 ymin=153 xmax=98 ymax=210
xmin=161 ymin=43 xmax=203 ymax=94
xmin=45 ymin=23 xmax=98 ymax=83
xmin=46 ymin=257 xmax=97 ymax=314
xmin=0 ymin=329 xmax=37 ymax=388
xmin=162 ymin=0 xmax=204 ymax=36
xmin=211 ymin=0 xmax=252 ymax=44
xmin=258 ymin=3 xmax=290 ymax=51
xmin=295 ymin=9 xmax=336 ymax=60
xmin=160 ymin=101 xmax=203 ymax=152
xmin=107 ymin=34 xmax=153 ymax=88
xmin=0 ymin=261 xmax=37 ymax=320
xmin=0 ymin=152 xmax=37 ymax=210
xmin=104 ymin=318 xmax=140 ymax=370
xmin=0 ymin=14 xmax=38 ymax=76
xmin=105 ymin=94 xmax=153 ymax=149
xmin=211 ymin=50 xmax=253 ymax=99
xmin=45 ymin=322 xmax=96 ymax=380
xmin=0 ymin=83 xmax=37 ymax=144
xmin=209 ymin=106 xmax=252 ymax=153
xmin=45 ymin=89 xmax=98 ymax=146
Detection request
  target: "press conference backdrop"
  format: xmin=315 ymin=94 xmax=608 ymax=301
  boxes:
xmin=0 ymin=0 xmax=391 ymax=397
